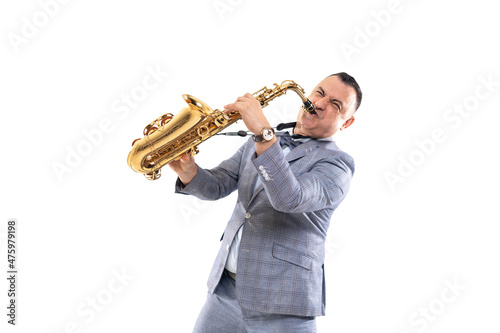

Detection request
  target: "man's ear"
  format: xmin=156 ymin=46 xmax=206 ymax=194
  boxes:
xmin=341 ymin=116 xmax=355 ymax=131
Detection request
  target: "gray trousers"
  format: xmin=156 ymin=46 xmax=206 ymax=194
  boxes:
xmin=193 ymin=270 xmax=317 ymax=333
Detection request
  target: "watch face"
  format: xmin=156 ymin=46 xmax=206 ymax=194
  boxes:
xmin=263 ymin=128 xmax=274 ymax=140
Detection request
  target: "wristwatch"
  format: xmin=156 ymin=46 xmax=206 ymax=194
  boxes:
xmin=252 ymin=127 xmax=275 ymax=142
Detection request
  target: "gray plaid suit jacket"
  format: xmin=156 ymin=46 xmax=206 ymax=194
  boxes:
xmin=175 ymin=136 xmax=354 ymax=317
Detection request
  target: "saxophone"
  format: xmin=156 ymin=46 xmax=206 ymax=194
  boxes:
xmin=127 ymin=80 xmax=315 ymax=180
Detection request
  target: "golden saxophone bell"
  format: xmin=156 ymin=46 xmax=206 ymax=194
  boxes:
xmin=127 ymin=80 xmax=315 ymax=180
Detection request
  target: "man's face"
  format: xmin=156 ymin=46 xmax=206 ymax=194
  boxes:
xmin=295 ymin=75 xmax=357 ymax=138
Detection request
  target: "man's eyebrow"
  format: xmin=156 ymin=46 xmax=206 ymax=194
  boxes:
xmin=318 ymin=86 xmax=344 ymax=111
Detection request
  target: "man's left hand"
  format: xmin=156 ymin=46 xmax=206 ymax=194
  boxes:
xmin=224 ymin=93 xmax=271 ymax=134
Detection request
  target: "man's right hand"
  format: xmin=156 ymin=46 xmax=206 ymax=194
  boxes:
xmin=168 ymin=154 xmax=198 ymax=186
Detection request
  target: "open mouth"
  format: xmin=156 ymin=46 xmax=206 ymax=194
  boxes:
xmin=307 ymin=110 xmax=320 ymax=118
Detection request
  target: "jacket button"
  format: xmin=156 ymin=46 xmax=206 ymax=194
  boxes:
xmin=245 ymin=213 xmax=251 ymax=219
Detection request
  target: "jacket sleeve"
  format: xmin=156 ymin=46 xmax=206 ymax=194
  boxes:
xmin=174 ymin=140 xmax=248 ymax=200
xmin=251 ymin=140 xmax=354 ymax=213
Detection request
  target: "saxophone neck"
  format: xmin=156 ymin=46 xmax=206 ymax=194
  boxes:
xmin=283 ymin=81 xmax=316 ymax=114
xmin=253 ymin=80 xmax=316 ymax=114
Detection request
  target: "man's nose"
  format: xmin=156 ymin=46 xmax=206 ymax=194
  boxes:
xmin=314 ymin=96 xmax=329 ymax=110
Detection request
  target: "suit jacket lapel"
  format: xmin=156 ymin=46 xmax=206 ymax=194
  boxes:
xmin=285 ymin=140 xmax=320 ymax=163
xmin=240 ymin=161 xmax=260 ymax=205
xmin=248 ymin=180 xmax=264 ymax=205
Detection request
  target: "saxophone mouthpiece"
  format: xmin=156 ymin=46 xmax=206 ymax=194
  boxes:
xmin=302 ymin=99 xmax=316 ymax=114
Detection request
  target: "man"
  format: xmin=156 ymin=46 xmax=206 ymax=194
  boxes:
xmin=169 ymin=73 xmax=362 ymax=332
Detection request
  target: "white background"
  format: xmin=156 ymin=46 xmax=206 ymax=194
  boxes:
xmin=1 ymin=0 xmax=499 ymax=332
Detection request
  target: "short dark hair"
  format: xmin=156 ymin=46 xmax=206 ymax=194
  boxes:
xmin=328 ymin=72 xmax=362 ymax=112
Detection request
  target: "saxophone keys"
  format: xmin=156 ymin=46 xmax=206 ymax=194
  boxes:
xmin=188 ymin=146 xmax=199 ymax=156
xmin=159 ymin=113 xmax=174 ymax=126
xmin=143 ymin=124 xmax=158 ymax=136
xmin=144 ymin=170 xmax=161 ymax=181
xmin=197 ymin=125 xmax=209 ymax=138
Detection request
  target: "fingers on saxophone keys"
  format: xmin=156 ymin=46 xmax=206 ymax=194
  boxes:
xmin=224 ymin=102 xmax=239 ymax=113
